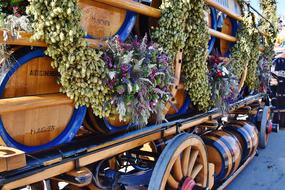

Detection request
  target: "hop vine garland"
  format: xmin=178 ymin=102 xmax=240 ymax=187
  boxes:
xmin=230 ymin=2 xmax=261 ymax=90
xmin=153 ymin=0 xmax=211 ymax=111
xmin=27 ymin=0 xmax=111 ymax=118
xmin=259 ymin=0 xmax=277 ymax=62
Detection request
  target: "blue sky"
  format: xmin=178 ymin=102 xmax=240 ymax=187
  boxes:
xmin=250 ymin=0 xmax=285 ymax=18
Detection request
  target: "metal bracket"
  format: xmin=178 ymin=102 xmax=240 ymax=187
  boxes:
xmin=176 ymin=122 xmax=182 ymax=134
xmin=75 ymin=159 xmax=80 ymax=171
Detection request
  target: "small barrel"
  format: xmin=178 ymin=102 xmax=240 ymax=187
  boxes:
xmin=224 ymin=121 xmax=258 ymax=162
xmin=203 ymin=130 xmax=242 ymax=182
xmin=0 ymin=47 xmax=86 ymax=153
xmin=217 ymin=13 xmax=238 ymax=56
xmin=78 ymin=0 xmax=137 ymax=41
xmin=84 ymin=108 xmax=130 ymax=134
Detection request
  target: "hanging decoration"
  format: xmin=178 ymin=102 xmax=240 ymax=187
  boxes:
xmin=103 ymin=36 xmax=173 ymax=126
xmin=27 ymin=0 xmax=112 ymax=118
xmin=153 ymin=0 xmax=211 ymax=111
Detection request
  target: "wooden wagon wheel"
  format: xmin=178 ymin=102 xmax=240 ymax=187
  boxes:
xmin=62 ymin=184 xmax=102 ymax=190
xmin=149 ymin=133 xmax=209 ymax=190
xmin=259 ymin=106 xmax=272 ymax=148
xmin=29 ymin=181 xmax=46 ymax=190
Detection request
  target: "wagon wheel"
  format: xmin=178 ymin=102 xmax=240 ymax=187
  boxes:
xmin=259 ymin=106 xmax=272 ymax=149
xmin=62 ymin=184 xmax=102 ymax=190
xmin=30 ymin=181 xmax=46 ymax=190
xmin=149 ymin=133 xmax=209 ymax=190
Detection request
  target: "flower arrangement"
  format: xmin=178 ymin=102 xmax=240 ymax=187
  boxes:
xmin=1 ymin=0 xmax=29 ymax=17
xmin=208 ymin=55 xmax=239 ymax=112
xmin=103 ymin=36 xmax=174 ymax=126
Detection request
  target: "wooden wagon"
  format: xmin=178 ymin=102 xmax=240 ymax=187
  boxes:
xmin=0 ymin=0 xmax=278 ymax=189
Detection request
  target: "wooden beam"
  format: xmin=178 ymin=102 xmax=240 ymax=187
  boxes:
xmin=86 ymin=0 xmax=161 ymax=18
xmin=205 ymin=0 xmax=242 ymax=21
xmin=0 ymin=94 xmax=73 ymax=114
xmin=209 ymin=28 xmax=237 ymax=42
xmin=0 ymin=30 xmax=47 ymax=47
xmin=0 ymin=30 xmax=104 ymax=48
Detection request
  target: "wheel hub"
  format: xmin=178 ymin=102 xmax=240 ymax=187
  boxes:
xmin=181 ymin=177 xmax=196 ymax=190
xmin=266 ymin=120 xmax=273 ymax=134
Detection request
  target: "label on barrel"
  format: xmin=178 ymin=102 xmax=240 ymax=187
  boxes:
xmin=213 ymin=0 xmax=241 ymax=16
xmin=30 ymin=125 xmax=56 ymax=135
xmin=30 ymin=70 xmax=58 ymax=77
xmin=78 ymin=1 xmax=126 ymax=38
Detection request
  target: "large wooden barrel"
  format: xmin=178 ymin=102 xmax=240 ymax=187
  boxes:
xmin=202 ymin=130 xmax=242 ymax=182
xmin=0 ymin=48 xmax=86 ymax=153
xmin=207 ymin=7 xmax=218 ymax=53
xmin=78 ymin=0 xmax=137 ymax=41
xmin=217 ymin=14 xmax=238 ymax=56
xmin=224 ymin=121 xmax=258 ymax=162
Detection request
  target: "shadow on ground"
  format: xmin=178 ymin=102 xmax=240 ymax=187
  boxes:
xmin=226 ymin=129 xmax=285 ymax=190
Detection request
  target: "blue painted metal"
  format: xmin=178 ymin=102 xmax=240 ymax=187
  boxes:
xmin=0 ymin=49 xmax=86 ymax=153
xmin=208 ymin=7 xmax=218 ymax=53
xmin=167 ymin=95 xmax=191 ymax=118
xmin=118 ymin=169 xmax=153 ymax=186
xmin=103 ymin=118 xmax=131 ymax=132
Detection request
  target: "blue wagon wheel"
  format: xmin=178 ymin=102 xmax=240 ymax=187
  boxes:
xmin=149 ymin=133 xmax=209 ymax=190
xmin=258 ymin=106 xmax=272 ymax=148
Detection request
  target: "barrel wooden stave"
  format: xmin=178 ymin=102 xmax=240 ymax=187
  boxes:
xmin=203 ymin=130 xmax=242 ymax=182
xmin=224 ymin=121 xmax=259 ymax=162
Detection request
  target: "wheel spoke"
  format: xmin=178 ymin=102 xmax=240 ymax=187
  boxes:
xmin=167 ymin=174 xmax=179 ymax=189
xmin=191 ymin=163 xmax=203 ymax=179
xmin=187 ymin=149 xmax=199 ymax=176
xmin=173 ymin=156 xmax=183 ymax=181
xmin=182 ymin=147 xmax=191 ymax=176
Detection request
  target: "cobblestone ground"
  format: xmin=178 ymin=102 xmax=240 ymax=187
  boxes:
xmin=227 ymin=129 xmax=285 ymax=190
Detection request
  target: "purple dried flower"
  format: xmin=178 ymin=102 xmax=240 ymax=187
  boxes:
xmin=157 ymin=54 xmax=169 ymax=65
xmin=103 ymin=54 xmax=113 ymax=68
xmin=121 ymin=64 xmax=130 ymax=73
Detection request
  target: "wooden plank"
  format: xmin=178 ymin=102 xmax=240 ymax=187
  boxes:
xmin=0 ymin=94 xmax=73 ymax=114
xmin=91 ymin=0 xmax=161 ymax=18
xmin=0 ymin=30 xmax=104 ymax=48
xmin=0 ymin=30 xmax=47 ymax=47
xmin=0 ymin=146 xmax=26 ymax=172
xmin=209 ymin=28 xmax=237 ymax=42
xmin=1 ymin=162 xmax=75 ymax=190
xmin=92 ymin=0 xmax=242 ymax=20
xmin=205 ymin=0 xmax=242 ymax=20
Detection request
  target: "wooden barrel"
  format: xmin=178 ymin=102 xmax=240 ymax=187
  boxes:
xmin=0 ymin=48 xmax=86 ymax=153
xmin=166 ymin=89 xmax=191 ymax=116
xmin=84 ymin=108 xmax=130 ymax=134
xmin=224 ymin=121 xmax=258 ymax=162
xmin=217 ymin=14 xmax=238 ymax=56
xmin=78 ymin=0 xmax=137 ymax=41
xmin=202 ymin=130 xmax=242 ymax=182
xmin=207 ymin=7 xmax=218 ymax=53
